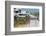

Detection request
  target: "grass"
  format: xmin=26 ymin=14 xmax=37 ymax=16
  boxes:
xmin=14 ymin=16 xmax=29 ymax=27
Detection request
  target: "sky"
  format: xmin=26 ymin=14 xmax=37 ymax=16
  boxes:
xmin=14 ymin=8 xmax=39 ymax=14
xmin=21 ymin=8 xmax=39 ymax=13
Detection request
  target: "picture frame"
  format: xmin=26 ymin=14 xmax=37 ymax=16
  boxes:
xmin=5 ymin=1 xmax=45 ymax=35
